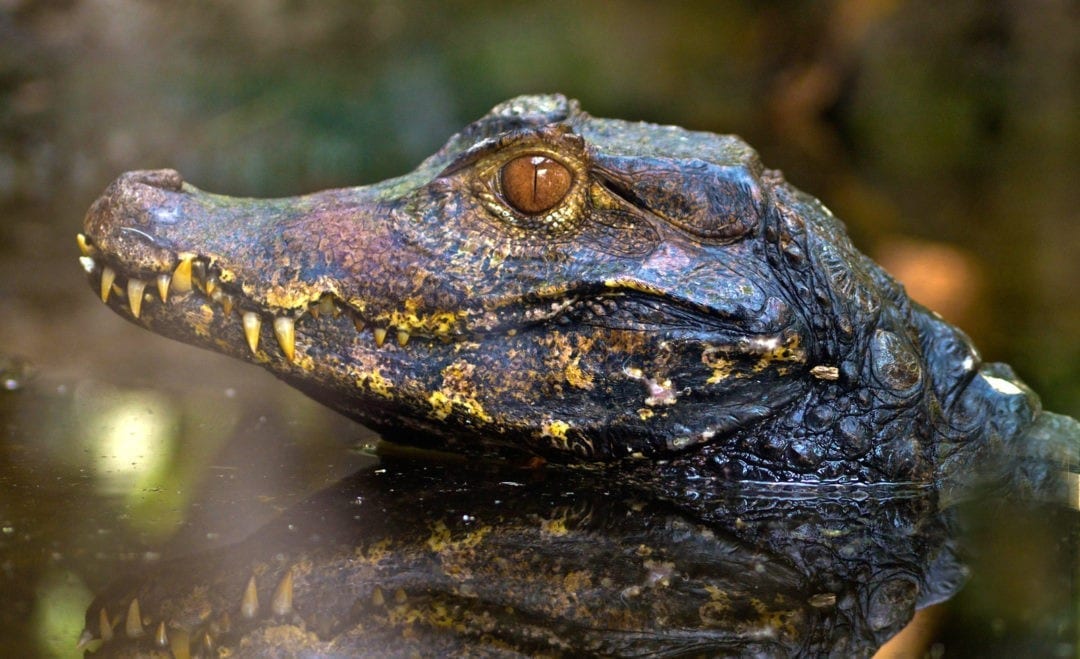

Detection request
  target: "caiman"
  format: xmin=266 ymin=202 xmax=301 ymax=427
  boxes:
xmin=76 ymin=94 xmax=1078 ymax=655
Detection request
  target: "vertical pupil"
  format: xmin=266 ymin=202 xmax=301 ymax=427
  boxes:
xmin=501 ymin=155 xmax=572 ymax=215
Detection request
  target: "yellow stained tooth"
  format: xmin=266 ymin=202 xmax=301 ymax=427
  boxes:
xmin=221 ymin=294 xmax=234 ymax=317
xmin=76 ymin=233 xmax=95 ymax=257
xmin=205 ymin=277 xmax=217 ymax=297
xmin=352 ymin=316 xmax=365 ymax=332
xmin=156 ymin=274 xmax=171 ymax=302
xmin=396 ymin=329 xmax=410 ymax=346
xmin=127 ymin=279 xmax=147 ymax=318
xmin=273 ymin=317 xmax=296 ymax=362
xmin=125 ymin=598 xmax=144 ymax=638
xmin=319 ymin=295 xmax=337 ymax=317
xmin=241 ymin=575 xmax=259 ymax=620
xmin=242 ymin=312 xmax=261 ymax=355
xmin=373 ymin=327 xmax=387 ymax=347
xmin=99 ymin=607 xmax=113 ymax=641
xmin=170 ymin=629 xmax=191 ymax=659
xmin=172 ymin=255 xmax=193 ymax=294
xmin=100 ymin=266 xmax=116 ymax=303
xmin=272 ymin=568 xmax=293 ymax=617
xmin=155 ymin=621 xmax=168 ymax=648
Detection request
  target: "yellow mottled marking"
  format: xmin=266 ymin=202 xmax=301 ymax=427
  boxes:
xmin=542 ymin=419 xmax=571 ymax=441
xmin=355 ymin=368 xmax=394 ymax=398
xmin=427 ymin=391 xmax=453 ymax=420
xmin=638 ymin=408 xmax=654 ymax=420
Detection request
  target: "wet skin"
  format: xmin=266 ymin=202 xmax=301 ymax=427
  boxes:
xmin=77 ymin=95 xmax=1079 ymax=656
xmin=80 ymin=94 xmax=1074 ymax=484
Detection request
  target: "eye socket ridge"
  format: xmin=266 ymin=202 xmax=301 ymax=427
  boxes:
xmin=499 ymin=153 xmax=574 ymax=215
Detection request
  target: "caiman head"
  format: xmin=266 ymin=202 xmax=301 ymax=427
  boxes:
xmin=81 ymin=94 xmax=1049 ymax=482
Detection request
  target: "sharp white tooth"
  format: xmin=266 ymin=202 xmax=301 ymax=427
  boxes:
xmin=172 ymin=254 xmax=193 ymax=294
xmin=127 ymin=279 xmax=147 ymax=318
xmin=396 ymin=329 xmax=410 ymax=346
xmin=100 ymin=266 xmax=116 ymax=303
xmin=79 ymin=256 xmax=96 ymax=273
xmin=372 ymin=327 xmax=387 ymax=347
xmin=273 ymin=316 xmax=296 ymax=362
xmin=156 ymin=274 xmax=171 ymax=302
xmin=242 ymin=312 xmax=261 ymax=355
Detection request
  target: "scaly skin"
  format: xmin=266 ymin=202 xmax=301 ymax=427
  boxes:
xmin=80 ymin=94 xmax=1075 ymax=483
xmin=77 ymin=94 xmax=1079 ymax=656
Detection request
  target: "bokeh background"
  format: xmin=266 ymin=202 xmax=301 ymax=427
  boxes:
xmin=0 ymin=1 xmax=1076 ymax=656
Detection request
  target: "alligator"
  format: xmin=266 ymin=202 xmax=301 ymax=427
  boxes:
xmin=76 ymin=94 xmax=1078 ymax=655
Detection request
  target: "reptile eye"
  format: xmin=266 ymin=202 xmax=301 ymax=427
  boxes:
xmin=500 ymin=155 xmax=572 ymax=215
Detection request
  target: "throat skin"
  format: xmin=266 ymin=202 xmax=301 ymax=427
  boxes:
xmin=79 ymin=94 xmax=1077 ymax=485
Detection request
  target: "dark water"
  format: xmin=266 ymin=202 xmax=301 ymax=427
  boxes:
xmin=1 ymin=1 xmax=1076 ymax=656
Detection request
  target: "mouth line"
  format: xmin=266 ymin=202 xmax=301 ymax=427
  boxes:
xmin=78 ymin=233 xmax=478 ymax=363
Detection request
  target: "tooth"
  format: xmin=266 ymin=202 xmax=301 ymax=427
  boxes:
xmin=372 ymin=586 xmax=385 ymax=606
xmin=242 ymin=312 xmax=261 ymax=354
xmin=156 ymin=274 xmax=170 ymax=302
xmin=100 ymin=266 xmax=116 ymax=303
xmin=172 ymin=255 xmax=193 ymax=294
xmin=319 ymin=295 xmax=337 ymax=317
xmin=272 ymin=569 xmax=293 ymax=617
xmin=75 ymin=628 xmax=95 ymax=651
xmin=127 ymin=279 xmax=147 ymax=318
xmin=99 ymin=607 xmax=113 ymax=641
xmin=170 ymin=629 xmax=191 ymax=659
xmin=76 ymin=233 xmax=96 ymax=257
xmin=155 ymin=621 xmax=168 ymax=648
xmin=352 ymin=316 xmax=365 ymax=332
xmin=394 ymin=588 xmax=407 ymax=604
xmin=201 ymin=631 xmax=214 ymax=653
xmin=396 ymin=329 xmax=411 ymax=346
xmin=204 ymin=276 xmax=218 ymax=297
xmin=125 ymin=598 xmax=144 ymax=638
xmin=79 ymin=256 xmax=96 ymax=273
xmin=221 ymin=294 xmax=234 ymax=317
xmin=192 ymin=260 xmax=207 ymax=290
xmin=241 ymin=575 xmax=259 ymax=619
xmin=274 ymin=317 xmax=296 ymax=361
xmin=373 ymin=327 xmax=387 ymax=347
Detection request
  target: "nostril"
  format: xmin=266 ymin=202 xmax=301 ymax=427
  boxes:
xmin=123 ymin=169 xmax=184 ymax=192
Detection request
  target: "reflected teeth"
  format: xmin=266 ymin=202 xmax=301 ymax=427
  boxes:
xmin=99 ymin=607 xmax=113 ymax=641
xmin=154 ymin=621 xmax=168 ymax=648
xmin=272 ymin=568 xmax=294 ymax=617
xmin=127 ymin=278 xmax=147 ymax=318
xmin=156 ymin=274 xmax=171 ymax=302
xmin=172 ymin=254 xmax=193 ymax=294
xmin=242 ymin=312 xmax=261 ymax=355
xmin=125 ymin=598 xmax=144 ymax=638
xmin=100 ymin=266 xmax=116 ymax=303
xmin=241 ymin=574 xmax=259 ymax=620
xmin=273 ymin=316 xmax=296 ymax=362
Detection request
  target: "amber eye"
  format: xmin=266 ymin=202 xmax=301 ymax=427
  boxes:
xmin=500 ymin=155 xmax=573 ymax=215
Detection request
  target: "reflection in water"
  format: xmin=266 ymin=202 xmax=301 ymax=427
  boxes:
xmin=77 ymin=449 xmax=1075 ymax=657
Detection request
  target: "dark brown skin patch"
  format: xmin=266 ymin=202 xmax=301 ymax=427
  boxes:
xmin=80 ymin=93 xmax=1065 ymax=483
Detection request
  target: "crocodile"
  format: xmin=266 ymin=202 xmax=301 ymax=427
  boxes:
xmin=76 ymin=94 xmax=1078 ymax=655
xmin=78 ymin=93 xmax=1077 ymax=485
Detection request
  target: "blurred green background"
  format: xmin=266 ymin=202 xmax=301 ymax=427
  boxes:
xmin=0 ymin=0 xmax=1076 ymax=656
